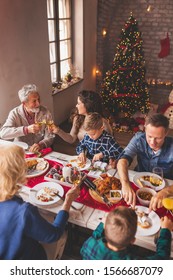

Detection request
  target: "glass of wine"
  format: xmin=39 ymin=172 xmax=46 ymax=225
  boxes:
xmin=47 ymin=120 xmax=55 ymax=138
xmin=45 ymin=113 xmax=55 ymax=138
xmin=71 ymin=168 xmax=82 ymax=186
xmin=35 ymin=112 xmax=46 ymax=136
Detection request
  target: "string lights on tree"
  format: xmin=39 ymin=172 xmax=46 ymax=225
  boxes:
xmin=100 ymin=14 xmax=150 ymax=118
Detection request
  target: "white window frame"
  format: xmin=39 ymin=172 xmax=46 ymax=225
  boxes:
xmin=47 ymin=0 xmax=72 ymax=83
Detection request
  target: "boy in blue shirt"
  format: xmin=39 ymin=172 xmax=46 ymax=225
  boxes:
xmin=76 ymin=112 xmax=123 ymax=168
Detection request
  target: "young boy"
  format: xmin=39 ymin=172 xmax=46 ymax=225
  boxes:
xmin=80 ymin=206 xmax=172 ymax=260
xmin=76 ymin=112 xmax=123 ymax=168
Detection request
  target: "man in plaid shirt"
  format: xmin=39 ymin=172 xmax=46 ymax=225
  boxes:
xmin=76 ymin=113 xmax=123 ymax=168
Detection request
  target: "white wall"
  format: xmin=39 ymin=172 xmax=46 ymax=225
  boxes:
xmin=0 ymin=0 xmax=98 ymax=126
xmin=0 ymin=0 xmax=52 ymax=125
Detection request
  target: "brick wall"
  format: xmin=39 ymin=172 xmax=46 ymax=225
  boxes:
xmin=96 ymin=0 xmax=173 ymax=106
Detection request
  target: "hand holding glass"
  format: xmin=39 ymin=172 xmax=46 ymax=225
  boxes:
xmin=35 ymin=113 xmax=46 ymax=136
xmin=46 ymin=118 xmax=55 ymax=138
xmin=162 ymin=196 xmax=173 ymax=210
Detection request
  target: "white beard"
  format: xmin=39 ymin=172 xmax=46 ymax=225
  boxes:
xmin=29 ymin=108 xmax=40 ymax=113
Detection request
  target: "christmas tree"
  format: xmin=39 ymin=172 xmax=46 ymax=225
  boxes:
xmin=101 ymin=14 xmax=150 ymax=118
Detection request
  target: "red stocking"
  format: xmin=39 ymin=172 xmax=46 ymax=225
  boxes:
xmin=158 ymin=33 xmax=170 ymax=58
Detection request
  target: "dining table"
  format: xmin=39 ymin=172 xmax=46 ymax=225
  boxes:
xmin=0 ymin=140 xmax=173 ymax=258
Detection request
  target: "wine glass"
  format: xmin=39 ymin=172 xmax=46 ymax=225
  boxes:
xmin=71 ymin=168 xmax=83 ymax=186
xmin=45 ymin=114 xmax=55 ymax=138
xmin=62 ymin=166 xmax=82 ymax=186
xmin=150 ymin=167 xmax=163 ymax=186
xmin=34 ymin=112 xmax=46 ymax=136
xmin=152 ymin=167 xmax=163 ymax=179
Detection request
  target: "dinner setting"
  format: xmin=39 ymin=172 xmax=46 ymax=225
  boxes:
xmin=0 ymin=132 xmax=173 ymax=260
xmin=1 ymin=0 xmax=173 ymax=262
xmin=16 ymin=142 xmax=173 ymax=238
xmin=26 ymin=145 xmax=173 ymax=252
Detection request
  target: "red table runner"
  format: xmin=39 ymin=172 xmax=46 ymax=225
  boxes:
xmin=26 ymin=153 xmax=171 ymax=218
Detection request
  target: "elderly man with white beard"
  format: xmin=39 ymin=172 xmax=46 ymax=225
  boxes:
xmin=0 ymin=84 xmax=54 ymax=153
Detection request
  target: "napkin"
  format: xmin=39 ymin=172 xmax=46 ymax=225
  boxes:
xmin=25 ymin=147 xmax=52 ymax=158
xmin=40 ymin=147 xmax=52 ymax=156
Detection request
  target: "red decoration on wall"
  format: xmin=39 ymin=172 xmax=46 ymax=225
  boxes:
xmin=158 ymin=33 xmax=170 ymax=58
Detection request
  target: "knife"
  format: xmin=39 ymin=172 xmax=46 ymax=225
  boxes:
xmin=56 ymin=193 xmax=78 ymax=210
xmin=49 ymin=155 xmax=68 ymax=162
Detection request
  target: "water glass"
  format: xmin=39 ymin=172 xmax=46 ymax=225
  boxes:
xmin=152 ymin=167 xmax=163 ymax=179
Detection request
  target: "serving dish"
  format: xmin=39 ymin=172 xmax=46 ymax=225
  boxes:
xmin=88 ymin=175 xmax=122 ymax=204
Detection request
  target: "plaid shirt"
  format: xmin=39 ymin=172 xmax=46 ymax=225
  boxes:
xmin=76 ymin=131 xmax=123 ymax=161
xmin=80 ymin=222 xmax=171 ymax=260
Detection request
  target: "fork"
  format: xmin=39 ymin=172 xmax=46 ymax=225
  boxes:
xmin=83 ymin=177 xmax=113 ymax=207
xmin=101 ymin=194 xmax=113 ymax=207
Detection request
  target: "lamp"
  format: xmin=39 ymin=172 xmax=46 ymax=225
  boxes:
xmin=102 ymin=28 xmax=107 ymax=37
xmin=147 ymin=5 xmax=152 ymax=12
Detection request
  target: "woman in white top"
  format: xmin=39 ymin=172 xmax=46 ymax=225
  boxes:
xmin=52 ymin=90 xmax=113 ymax=143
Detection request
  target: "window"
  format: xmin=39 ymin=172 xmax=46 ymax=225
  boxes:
xmin=47 ymin=0 xmax=72 ymax=83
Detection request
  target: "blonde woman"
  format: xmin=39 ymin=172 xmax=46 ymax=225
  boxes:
xmin=0 ymin=145 xmax=79 ymax=260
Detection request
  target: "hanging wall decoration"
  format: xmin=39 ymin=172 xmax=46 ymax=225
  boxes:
xmin=158 ymin=32 xmax=170 ymax=59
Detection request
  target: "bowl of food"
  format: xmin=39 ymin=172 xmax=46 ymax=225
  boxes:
xmin=136 ymin=187 xmax=156 ymax=206
xmin=109 ymin=190 xmax=122 ymax=202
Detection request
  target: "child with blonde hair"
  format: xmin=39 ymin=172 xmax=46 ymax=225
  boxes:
xmin=76 ymin=112 xmax=123 ymax=168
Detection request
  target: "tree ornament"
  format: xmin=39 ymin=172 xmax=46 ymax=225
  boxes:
xmin=133 ymin=51 xmax=136 ymax=60
xmin=123 ymin=46 xmax=128 ymax=55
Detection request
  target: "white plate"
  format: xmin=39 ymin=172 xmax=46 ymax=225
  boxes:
xmin=135 ymin=205 xmax=160 ymax=237
xmin=69 ymin=158 xmax=91 ymax=171
xmin=133 ymin=172 xmax=165 ymax=191
xmin=29 ymin=182 xmax=64 ymax=206
xmin=26 ymin=157 xmax=49 ymax=178
xmin=13 ymin=141 xmax=28 ymax=150
xmin=0 ymin=139 xmax=28 ymax=150
xmin=25 ymin=151 xmax=35 ymax=155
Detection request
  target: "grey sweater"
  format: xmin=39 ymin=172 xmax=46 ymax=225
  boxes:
xmin=0 ymin=104 xmax=54 ymax=148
